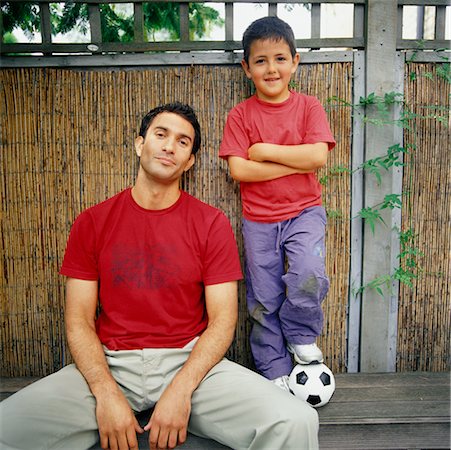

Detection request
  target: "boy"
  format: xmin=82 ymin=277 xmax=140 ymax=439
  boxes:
xmin=219 ymin=17 xmax=336 ymax=391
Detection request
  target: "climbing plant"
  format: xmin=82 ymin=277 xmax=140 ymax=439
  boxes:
xmin=322 ymin=52 xmax=449 ymax=296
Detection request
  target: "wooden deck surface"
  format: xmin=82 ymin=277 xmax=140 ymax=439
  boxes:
xmin=318 ymin=372 xmax=450 ymax=449
xmin=1 ymin=371 xmax=450 ymax=449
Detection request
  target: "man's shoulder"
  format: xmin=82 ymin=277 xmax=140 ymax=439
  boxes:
xmin=183 ymin=191 xmax=222 ymax=214
xmin=77 ymin=189 xmax=129 ymax=221
xmin=182 ymin=192 xmax=229 ymax=224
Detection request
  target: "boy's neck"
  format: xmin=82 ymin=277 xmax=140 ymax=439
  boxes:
xmin=255 ymin=89 xmax=291 ymax=104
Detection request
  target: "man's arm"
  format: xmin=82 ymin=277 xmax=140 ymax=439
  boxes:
xmin=227 ymin=156 xmax=311 ymax=183
xmin=145 ymin=280 xmax=238 ymax=450
xmin=65 ymin=277 xmax=143 ymax=450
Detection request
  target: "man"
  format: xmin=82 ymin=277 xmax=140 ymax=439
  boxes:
xmin=0 ymin=103 xmax=319 ymax=450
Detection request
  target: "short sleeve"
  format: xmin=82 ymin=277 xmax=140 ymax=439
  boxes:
xmin=219 ymin=108 xmax=250 ymax=159
xmin=202 ymin=212 xmax=243 ymax=285
xmin=303 ymin=97 xmax=336 ymax=150
xmin=59 ymin=212 xmax=99 ymax=280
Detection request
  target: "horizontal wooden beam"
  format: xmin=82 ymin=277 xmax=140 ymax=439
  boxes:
xmin=0 ymin=38 xmax=365 ymax=55
xmin=397 ymin=0 xmax=449 ymax=5
xmin=0 ymin=50 xmax=355 ymax=68
xmin=2 ymin=0 xmax=366 ymax=3
xmin=397 ymin=39 xmax=451 ymax=50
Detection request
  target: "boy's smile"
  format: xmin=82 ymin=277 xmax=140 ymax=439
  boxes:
xmin=241 ymin=38 xmax=300 ymax=103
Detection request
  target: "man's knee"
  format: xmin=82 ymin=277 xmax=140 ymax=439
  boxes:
xmin=256 ymin=399 xmax=319 ymax=449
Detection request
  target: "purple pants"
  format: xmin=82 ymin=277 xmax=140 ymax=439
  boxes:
xmin=242 ymin=206 xmax=329 ymax=380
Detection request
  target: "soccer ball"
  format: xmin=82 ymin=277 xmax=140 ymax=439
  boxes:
xmin=289 ymin=363 xmax=335 ymax=408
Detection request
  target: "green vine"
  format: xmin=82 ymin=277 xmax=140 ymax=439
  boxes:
xmin=323 ymin=56 xmax=449 ymax=297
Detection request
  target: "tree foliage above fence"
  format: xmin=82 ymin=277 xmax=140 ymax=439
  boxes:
xmin=2 ymin=1 xmax=223 ymax=42
xmin=1 ymin=0 xmax=449 ymax=63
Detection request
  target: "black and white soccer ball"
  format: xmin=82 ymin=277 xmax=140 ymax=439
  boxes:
xmin=289 ymin=363 xmax=335 ymax=408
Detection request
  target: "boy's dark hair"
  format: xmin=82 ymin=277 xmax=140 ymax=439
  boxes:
xmin=139 ymin=102 xmax=201 ymax=154
xmin=242 ymin=16 xmax=296 ymax=64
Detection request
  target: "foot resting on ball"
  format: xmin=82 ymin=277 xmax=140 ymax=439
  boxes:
xmin=287 ymin=343 xmax=324 ymax=365
xmin=270 ymin=375 xmax=291 ymax=392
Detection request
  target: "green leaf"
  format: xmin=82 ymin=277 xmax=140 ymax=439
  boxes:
xmin=358 ymin=207 xmax=386 ymax=234
xmin=381 ymin=194 xmax=402 ymax=210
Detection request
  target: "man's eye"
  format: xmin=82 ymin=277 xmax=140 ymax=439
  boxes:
xmin=179 ymin=140 xmax=188 ymax=146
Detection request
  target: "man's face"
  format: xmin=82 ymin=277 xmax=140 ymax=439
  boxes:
xmin=135 ymin=112 xmax=195 ymax=184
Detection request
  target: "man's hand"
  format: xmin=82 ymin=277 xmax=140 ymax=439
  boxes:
xmin=143 ymin=281 xmax=238 ymax=449
xmin=96 ymin=390 xmax=144 ymax=450
xmin=145 ymin=384 xmax=192 ymax=449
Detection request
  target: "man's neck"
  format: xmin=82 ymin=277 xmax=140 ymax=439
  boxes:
xmin=131 ymin=178 xmax=181 ymax=211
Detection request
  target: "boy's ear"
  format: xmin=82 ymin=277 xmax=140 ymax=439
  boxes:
xmin=241 ymin=59 xmax=252 ymax=79
xmin=135 ymin=136 xmax=144 ymax=157
xmin=291 ymin=53 xmax=300 ymax=74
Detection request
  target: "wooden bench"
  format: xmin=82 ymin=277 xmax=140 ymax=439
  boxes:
xmin=1 ymin=371 xmax=450 ymax=449
xmin=318 ymin=372 xmax=450 ymax=449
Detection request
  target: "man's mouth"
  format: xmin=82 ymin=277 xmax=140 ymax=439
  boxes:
xmin=155 ymin=156 xmax=176 ymax=166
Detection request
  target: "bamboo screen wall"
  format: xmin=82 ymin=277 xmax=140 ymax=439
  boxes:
xmin=398 ymin=63 xmax=450 ymax=372
xmin=1 ymin=65 xmax=352 ymax=377
xmin=2 ymin=63 xmax=450 ymax=377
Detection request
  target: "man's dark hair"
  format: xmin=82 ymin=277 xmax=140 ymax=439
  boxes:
xmin=139 ymin=102 xmax=201 ymax=155
xmin=242 ymin=16 xmax=296 ymax=64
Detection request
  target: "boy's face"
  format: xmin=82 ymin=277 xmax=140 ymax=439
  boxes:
xmin=242 ymin=38 xmax=299 ymax=103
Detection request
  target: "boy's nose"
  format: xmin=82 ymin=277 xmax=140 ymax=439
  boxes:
xmin=267 ymin=61 xmax=277 ymax=73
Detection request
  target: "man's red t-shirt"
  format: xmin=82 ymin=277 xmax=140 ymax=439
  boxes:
xmin=60 ymin=189 xmax=243 ymax=350
xmin=219 ymin=92 xmax=336 ymax=222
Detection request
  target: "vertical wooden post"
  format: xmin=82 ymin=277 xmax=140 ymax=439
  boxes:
xmin=39 ymin=2 xmax=52 ymax=55
xmin=88 ymin=4 xmax=102 ymax=44
xmin=311 ymin=4 xmax=321 ymax=40
xmin=435 ymin=6 xmax=447 ymax=39
xmin=347 ymin=50 xmax=365 ymax=373
xmin=0 ymin=6 xmax=4 ymax=45
xmin=179 ymin=2 xmax=189 ymax=43
xmin=268 ymin=3 xmax=277 ymax=17
xmin=225 ymin=2 xmax=234 ymax=42
xmin=134 ymin=2 xmax=144 ymax=43
xmin=360 ymin=0 xmax=403 ymax=372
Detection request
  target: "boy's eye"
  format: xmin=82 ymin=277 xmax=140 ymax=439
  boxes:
xmin=179 ymin=139 xmax=189 ymax=147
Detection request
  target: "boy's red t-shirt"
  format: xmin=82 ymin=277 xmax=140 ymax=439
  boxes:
xmin=60 ymin=189 xmax=243 ymax=350
xmin=219 ymin=92 xmax=336 ymax=222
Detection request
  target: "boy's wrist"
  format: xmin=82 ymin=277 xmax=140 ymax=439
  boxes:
xmin=249 ymin=143 xmax=267 ymax=161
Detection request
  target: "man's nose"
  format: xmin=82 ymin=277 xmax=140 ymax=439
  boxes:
xmin=163 ymin=136 xmax=176 ymax=152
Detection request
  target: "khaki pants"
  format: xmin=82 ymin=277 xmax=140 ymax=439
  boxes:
xmin=0 ymin=340 xmax=319 ymax=450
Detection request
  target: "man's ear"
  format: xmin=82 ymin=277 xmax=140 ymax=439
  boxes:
xmin=184 ymin=154 xmax=195 ymax=172
xmin=134 ymin=136 xmax=144 ymax=157
xmin=241 ymin=59 xmax=252 ymax=79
